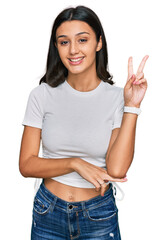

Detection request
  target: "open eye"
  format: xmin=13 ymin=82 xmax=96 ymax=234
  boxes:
xmin=60 ymin=41 xmax=69 ymax=45
xmin=79 ymin=39 xmax=87 ymax=43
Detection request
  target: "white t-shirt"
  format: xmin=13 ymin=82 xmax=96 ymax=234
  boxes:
xmin=22 ymin=79 xmax=124 ymax=188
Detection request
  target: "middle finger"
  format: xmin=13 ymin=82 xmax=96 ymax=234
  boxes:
xmin=136 ymin=55 xmax=149 ymax=74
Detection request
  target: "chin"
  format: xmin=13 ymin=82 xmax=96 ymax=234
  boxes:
xmin=67 ymin=67 xmax=87 ymax=75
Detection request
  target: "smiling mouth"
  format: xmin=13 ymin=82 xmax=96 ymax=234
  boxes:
xmin=68 ymin=57 xmax=85 ymax=62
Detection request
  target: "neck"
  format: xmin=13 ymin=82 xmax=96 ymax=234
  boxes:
xmin=66 ymin=66 xmax=101 ymax=92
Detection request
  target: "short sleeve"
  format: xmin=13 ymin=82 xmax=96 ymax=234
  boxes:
xmin=112 ymin=88 xmax=124 ymax=130
xmin=22 ymin=84 xmax=45 ymax=129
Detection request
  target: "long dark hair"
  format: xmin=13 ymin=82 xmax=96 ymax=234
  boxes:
xmin=39 ymin=5 xmax=114 ymax=87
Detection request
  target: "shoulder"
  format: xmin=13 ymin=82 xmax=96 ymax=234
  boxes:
xmin=102 ymin=81 xmax=124 ymax=97
xmin=102 ymin=81 xmax=124 ymax=108
xmin=28 ymin=82 xmax=65 ymax=103
xmin=29 ymin=82 xmax=54 ymax=97
xmin=29 ymin=82 xmax=46 ymax=95
xmin=26 ymin=83 xmax=48 ymax=107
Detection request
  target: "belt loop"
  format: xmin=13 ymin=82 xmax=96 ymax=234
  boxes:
xmin=81 ymin=202 xmax=87 ymax=217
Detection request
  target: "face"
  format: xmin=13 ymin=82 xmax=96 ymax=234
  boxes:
xmin=55 ymin=20 xmax=102 ymax=76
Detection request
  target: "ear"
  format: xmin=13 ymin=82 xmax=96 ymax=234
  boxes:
xmin=54 ymin=42 xmax=57 ymax=48
xmin=96 ymin=35 xmax=102 ymax=52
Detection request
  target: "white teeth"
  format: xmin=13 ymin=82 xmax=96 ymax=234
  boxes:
xmin=69 ymin=57 xmax=84 ymax=62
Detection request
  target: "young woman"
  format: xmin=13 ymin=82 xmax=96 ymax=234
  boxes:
xmin=19 ymin=5 xmax=149 ymax=240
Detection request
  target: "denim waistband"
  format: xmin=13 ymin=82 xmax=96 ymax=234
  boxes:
xmin=39 ymin=180 xmax=114 ymax=213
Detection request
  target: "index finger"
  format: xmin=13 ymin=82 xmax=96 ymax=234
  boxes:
xmin=137 ymin=55 xmax=149 ymax=74
xmin=128 ymin=56 xmax=134 ymax=80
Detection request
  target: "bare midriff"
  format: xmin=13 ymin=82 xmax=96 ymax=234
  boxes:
xmin=44 ymin=178 xmax=110 ymax=202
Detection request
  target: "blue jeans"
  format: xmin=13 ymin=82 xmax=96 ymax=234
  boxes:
xmin=31 ymin=180 xmax=121 ymax=240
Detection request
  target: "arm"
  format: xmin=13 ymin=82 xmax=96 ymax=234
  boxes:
xmin=19 ymin=126 xmax=77 ymax=178
xmin=106 ymin=55 xmax=149 ymax=178
xmin=106 ymin=113 xmax=138 ymax=178
xmin=19 ymin=125 xmax=126 ymax=197
xmin=20 ymin=156 xmax=76 ymax=178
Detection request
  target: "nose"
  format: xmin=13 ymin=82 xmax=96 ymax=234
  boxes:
xmin=69 ymin=41 xmax=79 ymax=55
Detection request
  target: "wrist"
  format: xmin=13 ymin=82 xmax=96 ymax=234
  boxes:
xmin=70 ymin=158 xmax=82 ymax=171
xmin=124 ymin=106 xmax=141 ymax=115
xmin=124 ymin=103 xmax=141 ymax=108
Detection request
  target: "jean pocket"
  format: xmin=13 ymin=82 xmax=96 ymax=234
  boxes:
xmin=33 ymin=189 xmax=52 ymax=215
xmin=87 ymin=197 xmax=118 ymax=222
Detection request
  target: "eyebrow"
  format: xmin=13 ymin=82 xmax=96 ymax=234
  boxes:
xmin=57 ymin=31 xmax=90 ymax=39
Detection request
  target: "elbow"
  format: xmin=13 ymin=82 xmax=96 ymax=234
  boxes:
xmin=108 ymin=171 xmax=127 ymax=179
xmin=19 ymin=161 xmax=30 ymax=178
xmin=106 ymin=156 xmax=134 ymax=179
xmin=107 ymin=167 xmax=128 ymax=179
xmin=19 ymin=165 xmax=28 ymax=178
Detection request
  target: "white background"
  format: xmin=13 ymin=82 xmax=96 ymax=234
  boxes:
xmin=1 ymin=0 xmax=166 ymax=239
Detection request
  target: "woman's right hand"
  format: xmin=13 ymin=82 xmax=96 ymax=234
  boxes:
xmin=72 ymin=158 xmax=127 ymax=196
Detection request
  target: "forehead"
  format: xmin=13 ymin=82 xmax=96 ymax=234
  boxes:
xmin=56 ymin=20 xmax=95 ymax=37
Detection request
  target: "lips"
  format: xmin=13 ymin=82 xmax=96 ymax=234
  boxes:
xmin=68 ymin=57 xmax=85 ymax=65
xmin=68 ymin=57 xmax=84 ymax=62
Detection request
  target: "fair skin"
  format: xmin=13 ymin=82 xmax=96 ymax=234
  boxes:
xmin=55 ymin=20 xmax=103 ymax=91
xmin=19 ymin=20 xmax=149 ymax=200
xmin=106 ymin=55 xmax=149 ymax=177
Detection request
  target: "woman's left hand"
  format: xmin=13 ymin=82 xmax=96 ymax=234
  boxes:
xmin=124 ymin=55 xmax=149 ymax=107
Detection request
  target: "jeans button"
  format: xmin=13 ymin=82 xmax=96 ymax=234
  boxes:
xmin=69 ymin=205 xmax=73 ymax=209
